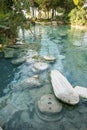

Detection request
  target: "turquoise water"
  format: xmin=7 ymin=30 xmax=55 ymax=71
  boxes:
xmin=0 ymin=25 xmax=87 ymax=130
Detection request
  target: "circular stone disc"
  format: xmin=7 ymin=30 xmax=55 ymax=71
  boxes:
xmin=35 ymin=94 xmax=63 ymax=121
xmin=38 ymin=94 xmax=62 ymax=114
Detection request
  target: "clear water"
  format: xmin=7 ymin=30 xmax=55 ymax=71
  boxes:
xmin=0 ymin=25 xmax=87 ymax=130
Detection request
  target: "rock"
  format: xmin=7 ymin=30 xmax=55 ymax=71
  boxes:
xmin=25 ymin=58 xmax=35 ymax=65
xmin=36 ymin=94 xmax=63 ymax=121
xmin=38 ymin=94 xmax=62 ymax=114
xmin=50 ymin=70 xmax=79 ymax=105
xmin=43 ymin=56 xmax=56 ymax=62
xmin=4 ymin=48 xmax=15 ymax=58
xmin=33 ymin=75 xmax=39 ymax=78
xmin=26 ymin=50 xmax=38 ymax=58
xmin=33 ymin=62 xmax=49 ymax=71
xmin=73 ymin=41 xmax=82 ymax=47
xmin=12 ymin=76 xmax=41 ymax=90
xmin=32 ymin=55 xmax=46 ymax=63
xmin=11 ymin=57 xmax=26 ymax=65
xmin=0 ymin=127 xmax=3 ymax=130
xmin=59 ymin=33 xmax=67 ymax=38
xmin=21 ymin=111 xmax=30 ymax=123
xmin=15 ymin=41 xmax=25 ymax=45
xmin=74 ymin=86 xmax=87 ymax=99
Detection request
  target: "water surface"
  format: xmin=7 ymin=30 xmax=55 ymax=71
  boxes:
xmin=0 ymin=25 xmax=87 ymax=130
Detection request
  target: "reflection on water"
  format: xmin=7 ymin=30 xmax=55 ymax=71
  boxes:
xmin=0 ymin=25 xmax=87 ymax=130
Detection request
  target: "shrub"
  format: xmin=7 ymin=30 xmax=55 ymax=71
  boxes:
xmin=69 ymin=8 xmax=87 ymax=26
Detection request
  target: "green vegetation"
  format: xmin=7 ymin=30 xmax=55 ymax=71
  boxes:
xmin=69 ymin=8 xmax=87 ymax=26
xmin=73 ymin=0 xmax=85 ymax=9
xmin=0 ymin=0 xmax=30 ymax=46
xmin=0 ymin=0 xmax=87 ymax=46
xmin=69 ymin=0 xmax=87 ymax=27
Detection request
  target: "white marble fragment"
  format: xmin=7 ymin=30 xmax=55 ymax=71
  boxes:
xmin=33 ymin=62 xmax=49 ymax=71
xmin=50 ymin=70 xmax=79 ymax=105
xmin=43 ymin=56 xmax=56 ymax=61
xmin=74 ymin=86 xmax=87 ymax=99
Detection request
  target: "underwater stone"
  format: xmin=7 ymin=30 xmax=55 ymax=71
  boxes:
xmin=59 ymin=33 xmax=67 ymax=38
xmin=26 ymin=50 xmax=38 ymax=59
xmin=38 ymin=94 xmax=62 ymax=114
xmin=50 ymin=70 xmax=79 ymax=105
xmin=74 ymin=86 xmax=87 ymax=99
xmin=13 ymin=76 xmax=41 ymax=90
xmin=0 ymin=127 xmax=3 ymax=130
xmin=11 ymin=57 xmax=26 ymax=65
xmin=25 ymin=58 xmax=35 ymax=65
xmin=33 ymin=62 xmax=49 ymax=71
xmin=73 ymin=41 xmax=82 ymax=47
xmin=43 ymin=56 xmax=56 ymax=62
xmin=15 ymin=41 xmax=25 ymax=45
xmin=33 ymin=75 xmax=39 ymax=78
xmin=4 ymin=48 xmax=15 ymax=58
xmin=21 ymin=111 xmax=30 ymax=123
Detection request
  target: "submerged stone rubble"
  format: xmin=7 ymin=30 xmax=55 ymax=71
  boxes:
xmin=0 ymin=27 xmax=87 ymax=130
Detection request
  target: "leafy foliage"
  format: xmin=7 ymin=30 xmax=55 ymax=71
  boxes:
xmin=0 ymin=0 xmax=87 ymax=46
xmin=0 ymin=0 xmax=31 ymax=45
xmin=73 ymin=0 xmax=85 ymax=9
xmin=35 ymin=0 xmax=61 ymax=17
xmin=69 ymin=8 xmax=87 ymax=26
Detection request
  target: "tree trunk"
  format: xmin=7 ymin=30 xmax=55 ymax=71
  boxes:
xmin=52 ymin=9 xmax=54 ymax=19
xmin=32 ymin=7 xmax=34 ymax=17
xmin=48 ymin=11 xmax=49 ymax=19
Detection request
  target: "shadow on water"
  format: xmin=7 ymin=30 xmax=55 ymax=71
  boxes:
xmin=0 ymin=59 xmax=17 ymax=97
xmin=0 ymin=25 xmax=87 ymax=130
